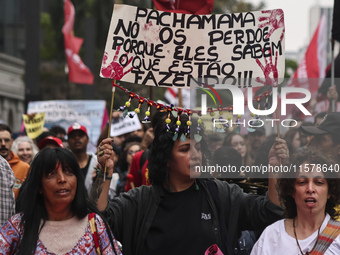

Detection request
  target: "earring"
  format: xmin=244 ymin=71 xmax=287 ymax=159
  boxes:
xmin=194 ymin=179 xmax=199 ymax=191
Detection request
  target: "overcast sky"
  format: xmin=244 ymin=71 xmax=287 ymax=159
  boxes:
xmin=247 ymin=0 xmax=334 ymax=52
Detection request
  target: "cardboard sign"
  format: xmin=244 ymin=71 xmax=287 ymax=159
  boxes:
xmin=23 ymin=112 xmax=45 ymax=139
xmin=100 ymin=5 xmax=285 ymax=87
xmin=27 ymin=100 xmax=106 ymax=145
xmin=110 ymin=112 xmax=142 ymax=137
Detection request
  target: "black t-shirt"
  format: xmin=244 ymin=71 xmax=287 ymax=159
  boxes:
xmin=142 ymin=182 xmax=216 ymax=255
xmin=80 ymin=154 xmax=92 ymax=178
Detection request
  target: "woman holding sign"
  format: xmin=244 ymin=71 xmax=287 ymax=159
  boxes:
xmin=91 ymin=111 xmax=287 ymax=254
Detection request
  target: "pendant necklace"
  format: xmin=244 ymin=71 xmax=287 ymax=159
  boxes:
xmin=293 ymin=218 xmax=321 ymax=255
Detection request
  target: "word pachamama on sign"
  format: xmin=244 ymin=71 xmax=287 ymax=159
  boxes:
xmin=100 ymin=5 xmax=285 ymax=87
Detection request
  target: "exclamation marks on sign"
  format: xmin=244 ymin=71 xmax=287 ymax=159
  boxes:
xmin=238 ymin=71 xmax=253 ymax=88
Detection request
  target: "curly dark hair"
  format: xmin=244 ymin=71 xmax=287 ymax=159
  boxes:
xmin=277 ymin=148 xmax=340 ymax=219
xmin=148 ymin=111 xmax=210 ymax=186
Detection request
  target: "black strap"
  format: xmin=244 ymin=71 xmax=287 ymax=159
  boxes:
xmin=138 ymin=150 xmax=148 ymax=177
xmin=81 ymin=154 xmax=92 ymax=178
xmin=206 ymin=180 xmax=233 ymax=255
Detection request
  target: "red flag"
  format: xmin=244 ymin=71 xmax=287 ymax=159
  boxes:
xmin=286 ymin=15 xmax=327 ymax=96
xmin=62 ymin=0 xmax=94 ymax=85
xmin=284 ymin=15 xmax=327 ymax=119
xmin=153 ymin=0 xmax=214 ymax=15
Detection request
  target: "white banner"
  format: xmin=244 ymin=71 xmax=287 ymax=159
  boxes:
xmin=110 ymin=112 xmax=142 ymax=137
xmin=100 ymin=5 xmax=285 ymax=87
xmin=27 ymin=100 xmax=106 ymax=146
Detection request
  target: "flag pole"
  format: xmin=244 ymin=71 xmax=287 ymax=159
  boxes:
xmin=275 ymin=106 xmax=282 ymax=166
xmin=178 ymin=88 xmax=183 ymax=107
xmin=103 ymin=80 xmax=116 ymax=181
xmin=331 ymin=39 xmax=336 ymax=112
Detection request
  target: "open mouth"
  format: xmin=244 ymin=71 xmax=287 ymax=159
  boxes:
xmin=305 ymin=198 xmax=316 ymax=207
xmin=56 ymin=189 xmax=70 ymax=194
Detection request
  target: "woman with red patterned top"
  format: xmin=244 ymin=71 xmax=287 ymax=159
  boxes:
xmin=0 ymin=148 xmax=122 ymax=255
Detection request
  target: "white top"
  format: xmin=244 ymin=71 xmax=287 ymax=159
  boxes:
xmin=109 ymin=172 xmax=120 ymax=199
xmin=251 ymin=214 xmax=340 ymax=255
xmin=84 ymin=153 xmax=98 ymax=194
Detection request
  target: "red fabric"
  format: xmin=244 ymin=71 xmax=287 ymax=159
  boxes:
xmin=286 ymin=17 xmax=324 ymax=98
xmin=283 ymin=16 xmax=326 ymax=119
xmin=88 ymin=213 xmax=100 ymax=251
xmin=168 ymin=88 xmax=177 ymax=98
xmin=125 ymin=150 xmax=149 ymax=192
xmin=62 ymin=0 xmax=94 ymax=85
xmin=153 ymin=0 xmax=214 ymax=15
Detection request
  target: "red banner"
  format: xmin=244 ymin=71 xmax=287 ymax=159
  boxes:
xmin=152 ymin=0 xmax=214 ymax=14
xmin=284 ymin=15 xmax=326 ymax=119
xmin=286 ymin=15 xmax=327 ymax=97
xmin=62 ymin=0 xmax=94 ymax=85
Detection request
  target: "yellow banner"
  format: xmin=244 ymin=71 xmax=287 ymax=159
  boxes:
xmin=23 ymin=112 xmax=45 ymax=139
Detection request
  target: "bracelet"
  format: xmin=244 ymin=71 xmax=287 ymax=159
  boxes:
xmin=95 ymin=168 xmax=112 ymax=180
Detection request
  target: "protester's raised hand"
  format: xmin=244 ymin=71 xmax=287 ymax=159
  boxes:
xmin=327 ymin=86 xmax=338 ymax=102
xmin=112 ymin=111 xmax=123 ymax=120
xmin=97 ymin=138 xmax=115 ymax=175
xmin=268 ymin=138 xmax=289 ymax=166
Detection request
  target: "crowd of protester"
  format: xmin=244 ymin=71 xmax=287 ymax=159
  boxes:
xmin=1 ymin=95 xmax=340 ymax=254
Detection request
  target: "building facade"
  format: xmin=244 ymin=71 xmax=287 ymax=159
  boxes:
xmin=0 ymin=0 xmax=26 ymax=132
xmin=0 ymin=53 xmax=25 ymax=130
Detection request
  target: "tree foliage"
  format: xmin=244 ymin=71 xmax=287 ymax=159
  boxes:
xmin=40 ymin=13 xmax=57 ymax=60
xmin=285 ymin=58 xmax=298 ymax=78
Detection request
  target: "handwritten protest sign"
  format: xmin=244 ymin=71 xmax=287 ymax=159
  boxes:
xmin=27 ymin=100 xmax=106 ymax=146
xmin=100 ymin=5 xmax=285 ymax=87
xmin=23 ymin=112 xmax=45 ymax=139
xmin=110 ymin=112 xmax=142 ymax=137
